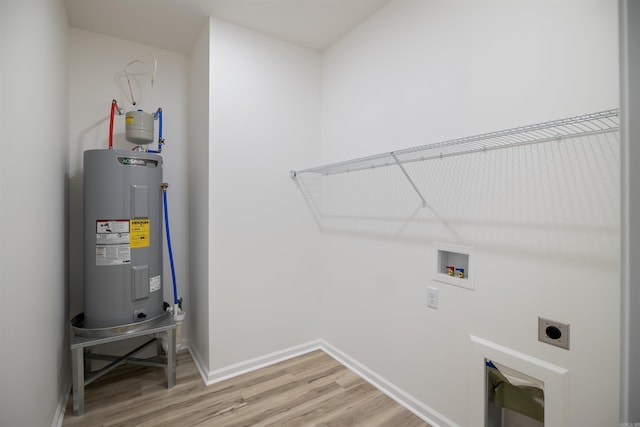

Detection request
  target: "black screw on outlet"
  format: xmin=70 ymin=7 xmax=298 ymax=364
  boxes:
xmin=546 ymin=325 xmax=562 ymax=340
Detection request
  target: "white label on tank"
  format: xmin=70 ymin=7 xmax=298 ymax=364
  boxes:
xmin=96 ymin=220 xmax=130 ymax=245
xmin=96 ymin=220 xmax=129 ymax=234
xmin=95 ymin=220 xmax=130 ymax=265
xmin=96 ymin=232 xmax=130 ymax=245
xmin=150 ymin=275 xmax=161 ymax=292
xmin=96 ymin=245 xmax=131 ymax=266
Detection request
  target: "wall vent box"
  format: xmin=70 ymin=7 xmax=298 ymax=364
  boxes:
xmin=434 ymin=243 xmax=474 ymax=289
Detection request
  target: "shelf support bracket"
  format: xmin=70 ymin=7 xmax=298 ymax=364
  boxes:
xmin=390 ymin=152 xmax=427 ymax=208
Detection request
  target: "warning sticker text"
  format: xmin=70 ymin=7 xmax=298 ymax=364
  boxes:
xmin=130 ymin=219 xmax=150 ymax=248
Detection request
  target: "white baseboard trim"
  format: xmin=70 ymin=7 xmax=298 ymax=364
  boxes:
xmin=203 ymin=340 xmax=323 ymax=385
xmin=52 ymin=378 xmax=71 ymax=427
xmin=187 ymin=342 xmax=210 ymax=385
xmin=319 ymin=340 xmax=459 ymax=427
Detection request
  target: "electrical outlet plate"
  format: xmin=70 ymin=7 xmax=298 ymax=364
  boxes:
xmin=538 ymin=317 xmax=570 ymax=350
xmin=427 ymin=286 xmax=438 ymax=309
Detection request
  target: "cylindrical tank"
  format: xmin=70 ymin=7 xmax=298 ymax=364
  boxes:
xmin=125 ymin=110 xmax=155 ymax=145
xmin=83 ymin=149 xmax=164 ymax=329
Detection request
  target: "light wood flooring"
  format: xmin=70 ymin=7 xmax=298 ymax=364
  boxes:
xmin=63 ymin=349 xmax=430 ymax=426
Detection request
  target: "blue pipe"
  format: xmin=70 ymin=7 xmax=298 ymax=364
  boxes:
xmin=148 ymin=108 xmax=164 ymax=153
xmin=163 ymin=188 xmax=179 ymax=305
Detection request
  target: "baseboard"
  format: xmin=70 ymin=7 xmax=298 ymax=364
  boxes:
xmin=203 ymin=340 xmax=323 ymax=385
xmin=187 ymin=343 xmax=210 ymax=385
xmin=52 ymin=378 xmax=71 ymax=427
xmin=318 ymin=340 xmax=459 ymax=427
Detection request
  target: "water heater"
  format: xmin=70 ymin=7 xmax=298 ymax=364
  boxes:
xmin=83 ymin=149 xmax=164 ymax=329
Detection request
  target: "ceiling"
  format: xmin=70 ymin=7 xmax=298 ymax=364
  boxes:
xmin=64 ymin=0 xmax=390 ymax=53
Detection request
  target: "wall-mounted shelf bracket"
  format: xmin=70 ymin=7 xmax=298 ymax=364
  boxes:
xmin=390 ymin=152 xmax=427 ymax=207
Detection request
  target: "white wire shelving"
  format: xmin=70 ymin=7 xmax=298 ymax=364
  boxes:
xmin=290 ymin=108 xmax=620 ymax=178
xmin=290 ymin=108 xmax=620 ymax=208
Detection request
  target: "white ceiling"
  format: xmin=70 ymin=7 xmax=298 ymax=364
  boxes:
xmin=64 ymin=0 xmax=390 ymax=53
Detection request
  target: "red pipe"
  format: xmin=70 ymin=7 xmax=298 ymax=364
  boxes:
xmin=109 ymin=99 xmax=121 ymax=149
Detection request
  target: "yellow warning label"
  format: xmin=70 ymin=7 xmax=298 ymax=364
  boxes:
xmin=130 ymin=218 xmax=150 ymax=248
xmin=126 ymin=116 xmax=135 ymax=124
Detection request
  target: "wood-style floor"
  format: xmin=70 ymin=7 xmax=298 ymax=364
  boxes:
xmin=63 ymin=349 xmax=430 ymax=426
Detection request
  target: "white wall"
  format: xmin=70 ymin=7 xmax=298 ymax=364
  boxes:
xmin=319 ymin=1 xmax=619 ymax=425
xmin=187 ymin=19 xmax=212 ymax=371
xmin=206 ymin=18 xmax=322 ymax=373
xmin=68 ymin=29 xmax=190 ymax=340
xmin=0 ymin=1 xmax=69 ymax=426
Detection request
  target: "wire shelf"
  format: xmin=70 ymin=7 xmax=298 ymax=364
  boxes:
xmin=290 ymin=108 xmax=620 ymax=178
